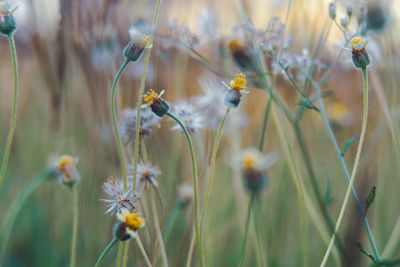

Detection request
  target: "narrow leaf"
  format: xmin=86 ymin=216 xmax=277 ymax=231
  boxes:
xmin=365 ymin=185 xmax=376 ymax=215
xmin=341 ymin=136 xmax=359 ymax=156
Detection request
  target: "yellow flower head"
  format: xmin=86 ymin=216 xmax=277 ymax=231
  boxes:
xmin=58 ymin=155 xmax=76 ymax=171
xmin=243 ymin=154 xmax=255 ymax=169
xmin=117 ymin=208 xmax=145 ymax=236
xmin=231 ymin=74 xmax=246 ymax=92
xmin=228 ymin=39 xmax=244 ymax=53
xmin=143 ymin=89 xmax=165 ymax=104
xmin=332 ymin=103 xmax=349 ymax=121
xmin=351 ymin=37 xmax=366 ymax=51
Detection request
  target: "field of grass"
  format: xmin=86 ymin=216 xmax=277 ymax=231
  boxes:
xmin=0 ymin=0 xmax=400 ymax=266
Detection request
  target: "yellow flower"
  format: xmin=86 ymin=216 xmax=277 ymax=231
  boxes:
xmin=54 ymin=155 xmax=80 ymax=187
xmin=242 ymin=154 xmax=255 ymax=169
xmin=230 ymin=73 xmax=246 ymax=92
xmin=58 ymin=155 xmax=76 ymax=171
xmin=228 ymin=39 xmax=244 ymax=53
xmin=331 ymin=103 xmax=349 ymax=122
xmin=351 ymin=37 xmax=366 ymax=51
xmin=117 ymin=208 xmax=145 ymax=237
xmin=143 ymin=89 xmax=165 ymax=105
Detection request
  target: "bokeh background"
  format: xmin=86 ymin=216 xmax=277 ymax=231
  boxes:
xmin=0 ymin=0 xmax=400 ymax=266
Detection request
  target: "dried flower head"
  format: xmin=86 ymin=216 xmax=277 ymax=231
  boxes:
xmin=0 ymin=2 xmax=16 ymax=36
xmin=351 ymin=37 xmax=370 ymax=69
xmin=131 ymin=161 xmax=162 ymax=190
xmin=101 ymin=177 xmax=139 ymax=214
xmin=54 ymin=155 xmax=80 ymax=187
xmin=123 ymin=26 xmax=150 ymax=62
xmin=120 ymin=107 xmax=160 ymax=143
xmin=224 ymin=73 xmax=249 ymax=108
xmin=170 ymin=100 xmax=204 ymax=134
xmin=142 ymin=89 xmax=170 ymax=117
xmin=240 ymin=148 xmax=279 ymax=194
xmin=116 ymin=208 xmax=145 ymax=238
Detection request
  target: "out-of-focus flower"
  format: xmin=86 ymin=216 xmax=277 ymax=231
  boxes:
xmin=115 ymin=208 xmax=145 ymax=239
xmin=329 ymin=102 xmax=353 ymax=127
xmin=195 ymin=75 xmax=248 ymax=130
xmin=54 ymin=155 xmax=80 ymax=187
xmin=142 ymin=89 xmax=170 ymax=117
xmin=224 ymin=73 xmax=249 ymax=108
xmin=329 ymin=2 xmax=337 ymax=20
xmin=101 ymin=177 xmax=139 ymax=214
xmin=170 ymin=100 xmax=204 ymax=134
xmin=120 ymin=107 xmax=160 ymax=143
xmin=228 ymin=39 xmax=254 ymax=71
xmin=131 ymin=161 xmax=162 ymax=190
xmin=123 ymin=25 xmax=150 ymax=62
xmin=366 ymin=3 xmax=387 ymax=32
xmin=177 ymin=183 xmax=193 ymax=208
xmin=239 ymin=148 xmax=279 ymax=194
xmin=351 ymin=37 xmax=370 ymax=69
xmin=0 ymin=2 xmax=16 ymax=36
xmin=340 ymin=13 xmax=349 ymax=28
xmin=160 ymin=19 xmax=199 ymax=50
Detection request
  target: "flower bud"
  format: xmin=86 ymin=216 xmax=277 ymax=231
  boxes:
xmin=177 ymin=184 xmax=193 ymax=208
xmin=113 ymin=223 xmax=132 ymax=241
xmin=123 ymin=41 xmax=145 ymax=62
xmin=340 ymin=14 xmax=349 ymax=28
xmin=346 ymin=5 xmax=353 ymax=18
xmin=142 ymin=90 xmax=170 ymax=117
xmin=366 ymin=3 xmax=387 ymax=31
xmin=224 ymin=74 xmax=248 ymax=108
xmin=328 ymin=3 xmax=336 ymax=20
xmin=0 ymin=9 xmax=16 ymax=36
xmin=351 ymin=37 xmax=370 ymax=69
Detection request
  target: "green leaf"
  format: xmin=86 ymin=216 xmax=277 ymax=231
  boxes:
xmin=323 ymin=167 xmax=332 ymax=206
xmin=365 ymin=185 xmax=376 ymax=215
xmin=341 ymin=136 xmax=359 ymax=156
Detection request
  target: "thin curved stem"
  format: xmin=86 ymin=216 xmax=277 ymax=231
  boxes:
xmin=320 ymin=67 xmax=370 ymax=266
xmin=131 ymin=0 xmax=162 ymax=194
xmin=0 ymin=170 xmax=51 ymax=261
xmin=167 ymin=112 xmax=203 ymax=267
xmin=0 ymin=34 xmax=19 ymax=189
xmin=151 ymin=190 xmax=169 ymax=267
xmin=239 ymin=194 xmax=255 ymax=267
xmin=199 ymin=109 xmax=230 ymax=246
xmin=111 ymin=59 xmax=129 ymax=189
xmin=70 ymin=186 xmax=79 ymax=267
xmin=95 ymin=238 xmax=118 ymax=267
xmin=136 ymin=234 xmax=152 ymax=267
xmin=259 ymin=97 xmax=272 ymax=151
xmin=311 ymin=75 xmax=380 ymax=262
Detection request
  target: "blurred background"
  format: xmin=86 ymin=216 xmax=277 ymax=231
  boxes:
xmin=0 ymin=0 xmax=399 ymax=266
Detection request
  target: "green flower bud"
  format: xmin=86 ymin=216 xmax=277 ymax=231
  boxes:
xmin=123 ymin=41 xmax=145 ymax=62
xmin=0 ymin=10 xmax=16 ymax=36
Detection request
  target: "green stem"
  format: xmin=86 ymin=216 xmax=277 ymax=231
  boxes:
xmin=252 ymin=196 xmax=266 ymax=267
xmin=0 ymin=34 xmax=19 ymax=189
xmin=151 ymin=190 xmax=169 ymax=267
xmin=95 ymin=238 xmax=118 ymax=267
xmin=321 ymin=67 xmax=370 ymax=266
xmin=163 ymin=203 xmax=181 ymax=243
xmin=239 ymin=194 xmax=255 ymax=267
xmin=121 ymin=241 xmax=130 ymax=267
xmin=166 ymin=112 xmax=203 ymax=267
xmin=311 ymin=75 xmax=380 ymax=262
xmin=116 ymin=242 xmax=124 ymax=267
xmin=132 ymin=0 xmax=162 ymax=194
xmin=136 ymin=234 xmax=152 ymax=267
xmin=259 ymin=97 xmax=272 ymax=151
xmin=70 ymin=186 xmax=79 ymax=267
xmin=111 ymin=59 xmax=130 ymax=189
xmin=0 ymin=170 xmax=51 ymax=261
xmin=199 ymin=109 xmax=230 ymax=246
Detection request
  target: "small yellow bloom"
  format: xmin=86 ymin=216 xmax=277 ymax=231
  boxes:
xmin=143 ymin=89 xmax=165 ymax=104
xmin=332 ymin=103 xmax=349 ymax=122
xmin=117 ymin=208 xmax=145 ymax=236
xmin=228 ymin=39 xmax=244 ymax=53
xmin=351 ymin=37 xmax=366 ymax=51
xmin=58 ymin=155 xmax=76 ymax=170
xmin=231 ymin=73 xmax=246 ymax=92
xmin=243 ymin=154 xmax=255 ymax=169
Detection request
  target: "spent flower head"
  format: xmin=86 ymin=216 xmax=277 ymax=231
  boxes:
xmin=131 ymin=161 xmax=162 ymax=191
xmin=170 ymin=100 xmax=204 ymax=134
xmin=54 ymin=155 xmax=80 ymax=187
xmin=142 ymin=89 xmax=170 ymax=117
xmin=123 ymin=26 xmax=150 ymax=62
xmin=177 ymin=183 xmax=194 ymax=208
xmin=101 ymin=177 xmax=139 ymax=214
xmin=120 ymin=107 xmax=160 ymax=143
xmin=115 ymin=208 xmax=145 ymax=239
